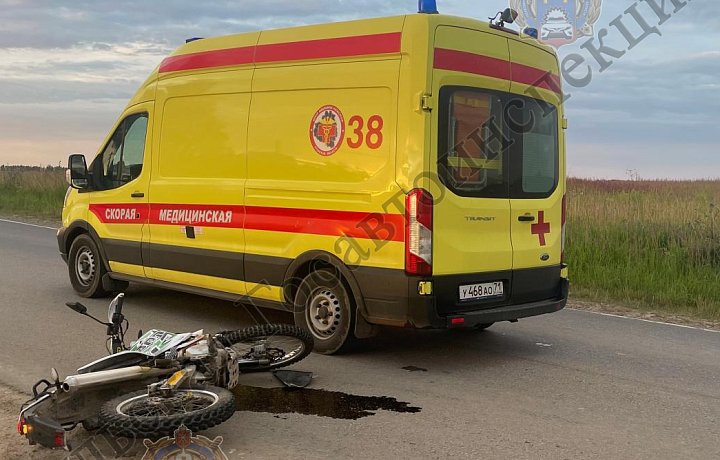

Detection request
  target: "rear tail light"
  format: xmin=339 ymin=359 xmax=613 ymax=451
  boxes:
xmin=17 ymin=418 xmax=24 ymax=435
xmin=54 ymin=430 xmax=66 ymax=447
xmin=405 ymin=189 xmax=433 ymax=276
xmin=561 ymin=195 xmax=567 ymax=263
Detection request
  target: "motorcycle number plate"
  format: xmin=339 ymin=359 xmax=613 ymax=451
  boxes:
xmin=131 ymin=329 xmax=192 ymax=356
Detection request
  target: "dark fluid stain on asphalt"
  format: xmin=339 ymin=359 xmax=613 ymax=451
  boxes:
xmin=233 ymin=385 xmax=421 ymax=420
xmin=402 ymin=366 xmax=428 ymax=372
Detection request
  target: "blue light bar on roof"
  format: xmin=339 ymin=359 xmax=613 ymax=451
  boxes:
xmin=186 ymin=37 xmax=204 ymax=44
xmin=418 ymin=0 xmax=438 ymax=14
xmin=523 ymin=28 xmax=538 ymax=39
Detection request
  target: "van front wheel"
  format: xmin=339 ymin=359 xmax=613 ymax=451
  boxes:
xmin=294 ymin=268 xmax=357 ymax=355
xmin=68 ymin=234 xmax=109 ymax=298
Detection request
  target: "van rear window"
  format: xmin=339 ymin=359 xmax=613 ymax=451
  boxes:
xmin=506 ymin=96 xmax=559 ymax=198
xmin=439 ymin=89 xmax=507 ymax=198
xmin=438 ymin=87 xmax=559 ymax=199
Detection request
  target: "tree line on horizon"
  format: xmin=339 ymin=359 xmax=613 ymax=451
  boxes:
xmin=0 ymin=164 xmax=64 ymax=172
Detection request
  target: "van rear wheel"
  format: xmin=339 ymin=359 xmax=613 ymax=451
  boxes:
xmin=294 ymin=268 xmax=357 ymax=355
xmin=68 ymin=234 xmax=109 ymax=298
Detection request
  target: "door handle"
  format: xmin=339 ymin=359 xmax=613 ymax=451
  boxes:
xmin=131 ymin=192 xmax=145 ymax=198
xmin=518 ymin=215 xmax=535 ymax=222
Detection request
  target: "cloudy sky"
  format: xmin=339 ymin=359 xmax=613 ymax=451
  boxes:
xmin=0 ymin=0 xmax=718 ymax=179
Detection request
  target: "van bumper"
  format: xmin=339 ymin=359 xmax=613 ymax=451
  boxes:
xmin=410 ymin=276 xmax=568 ymax=329
xmin=442 ymin=291 xmax=567 ymax=328
xmin=354 ymin=267 xmax=568 ymax=330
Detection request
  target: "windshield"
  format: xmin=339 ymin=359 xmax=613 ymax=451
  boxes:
xmin=438 ymin=86 xmax=559 ymax=199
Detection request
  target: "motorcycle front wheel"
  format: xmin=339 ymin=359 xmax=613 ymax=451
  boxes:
xmin=98 ymin=386 xmax=235 ymax=439
xmin=220 ymin=323 xmax=314 ymax=372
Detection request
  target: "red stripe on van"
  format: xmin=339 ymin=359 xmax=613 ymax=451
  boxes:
xmin=244 ymin=206 xmax=405 ymax=242
xmin=159 ymin=32 xmax=402 ymax=74
xmin=149 ymin=204 xmax=245 ymax=229
xmin=433 ymin=48 xmax=562 ymax=94
xmin=89 ymin=204 xmax=149 ymax=224
xmin=160 ymin=46 xmax=256 ymax=73
xmin=510 ymin=62 xmax=562 ymax=94
xmin=105 ymin=203 xmax=405 ymax=242
xmin=255 ymin=32 xmax=402 ymax=63
xmin=434 ymin=48 xmax=511 ymax=81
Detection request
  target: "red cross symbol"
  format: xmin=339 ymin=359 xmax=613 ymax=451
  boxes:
xmin=531 ymin=211 xmax=551 ymax=246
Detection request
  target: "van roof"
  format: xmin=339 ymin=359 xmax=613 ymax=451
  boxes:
xmin=128 ymin=13 xmax=556 ymax=106
xmin=164 ymin=13 xmax=554 ymax=70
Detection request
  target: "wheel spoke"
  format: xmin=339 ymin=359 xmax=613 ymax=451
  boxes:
xmin=232 ymin=335 xmax=305 ymax=367
xmin=118 ymin=391 xmax=218 ymax=418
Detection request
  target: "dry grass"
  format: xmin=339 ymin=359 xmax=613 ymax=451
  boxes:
xmin=567 ymin=178 xmax=720 ymax=320
xmin=0 ymin=168 xmax=67 ymax=218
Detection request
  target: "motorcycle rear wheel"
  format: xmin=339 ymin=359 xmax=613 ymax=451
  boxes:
xmin=98 ymin=386 xmax=235 ymax=439
xmin=221 ymin=323 xmax=314 ymax=372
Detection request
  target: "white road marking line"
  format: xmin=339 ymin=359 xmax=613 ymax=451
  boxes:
xmin=571 ymin=309 xmax=720 ymax=334
xmin=0 ymin=218 xmax=58 ymax=231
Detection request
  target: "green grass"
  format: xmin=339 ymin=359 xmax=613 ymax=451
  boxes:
xmin=0 ymin=168 xmax=67 ymax=219
xmin=1 ymin=168 xmax=719 ymax=320
xmin=567 ymin=178 xmax=720 ymax=320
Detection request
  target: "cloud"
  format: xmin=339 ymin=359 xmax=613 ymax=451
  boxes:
xmin=0 ymin=0 xmax=407 ymax=49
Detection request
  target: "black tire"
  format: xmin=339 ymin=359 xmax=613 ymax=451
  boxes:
xmin=221 ymin=323 xmax=313 ymax=372
xmin=68 ymin=234 xmax=109 ymax=298
xmin=476 ymin=323 xmax=494 ymax=331
xmin=98 ymin=386 xmax=235 ymax=440
xmin=294 ymin=268 xmax=357 ymax=355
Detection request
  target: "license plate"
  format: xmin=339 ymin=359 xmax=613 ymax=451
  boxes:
xmin=459 ymin=282 xmax=504 ymax=301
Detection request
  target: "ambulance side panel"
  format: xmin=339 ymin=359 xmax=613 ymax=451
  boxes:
xmin=146 ymin=33 xmax=257 ymax=297
xmin=244 ymin=18 xmax=406 ymax=320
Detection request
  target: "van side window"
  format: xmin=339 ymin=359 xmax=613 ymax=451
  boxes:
xmin=438 ymin=88 xmax=508 ymax=198
xmin=93 ymin=113 xmax=148 ymax=191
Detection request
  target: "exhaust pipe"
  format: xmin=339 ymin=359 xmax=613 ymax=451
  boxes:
xmin=62 ymin=366 xmax=173 ymax=393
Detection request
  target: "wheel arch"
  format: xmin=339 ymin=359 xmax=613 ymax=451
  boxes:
xmin=64 ymin=220 xmax=111 ymax=272
xmin=282 ymin=250 xmax=379 ymax=339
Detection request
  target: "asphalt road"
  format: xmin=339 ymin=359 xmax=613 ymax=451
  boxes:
xmin=0 ymin=218 xmax=718 ymax=460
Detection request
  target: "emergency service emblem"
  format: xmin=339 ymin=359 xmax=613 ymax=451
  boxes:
xmin=510 ymin=0 xmax=603 ymax=48
xmin=140 ymin=425 xmax=228 ymax=460
xmin=310 ymin=105 xmax=345 ymax=156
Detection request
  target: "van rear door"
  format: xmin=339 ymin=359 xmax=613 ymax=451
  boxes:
xmin=429 ymin=26 xmax=513 ymax=314
xmin=507 ymin=40 xmax=565 ymax=304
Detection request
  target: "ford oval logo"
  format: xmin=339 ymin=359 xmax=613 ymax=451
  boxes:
xmin=540 ymin=253 xmax=550 ymax=261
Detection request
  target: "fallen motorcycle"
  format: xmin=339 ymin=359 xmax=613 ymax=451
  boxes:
xmin=17 ymin=293 xmax=313 ymax=449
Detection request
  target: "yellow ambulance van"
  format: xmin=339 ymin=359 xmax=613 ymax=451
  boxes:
xmin=60 ymin=5 xmax=569 ymax=354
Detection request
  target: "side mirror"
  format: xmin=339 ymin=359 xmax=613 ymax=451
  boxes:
xmin=67 ymin=154 xmax=89 ymax=190
xmin=65 ymin=302 xmax=88 ymax=315
xmin=500 ymin=8 xmax=518 ymax=24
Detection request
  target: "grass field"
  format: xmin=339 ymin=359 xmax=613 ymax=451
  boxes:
xmin=567 ymin=178 xmax=720 ymax=320
xmin=0 ymin=167 xmax=67 ymax=218
xmin=1 ymin=168 xmax=718 ymax=320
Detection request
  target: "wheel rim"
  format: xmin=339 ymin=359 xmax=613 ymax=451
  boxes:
xmin=232 ymin=334 xmax=307 ymax=367
xmin=306 ymin=288 xmax=342 ymax=340
xmin=75 ymin=247 xmax=96 ymax=286
xmin=116 ymin=390 xmax=219 ymax=418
